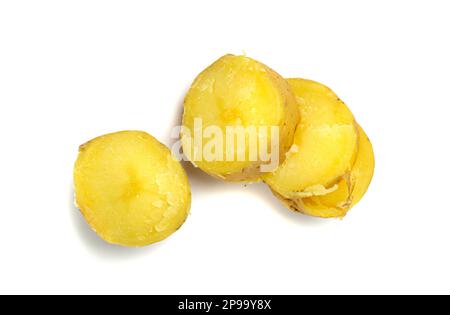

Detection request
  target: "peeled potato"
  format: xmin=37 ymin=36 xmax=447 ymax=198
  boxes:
xmin=296 ymin=124 xmax=375 ymax=217
xmin=182 ymin=54 xmax=300 ymax=182
xmin=74 ymin=131 xmax=191 ymax=247
xmin=348 ymin=124 xmax=375 ymax=207
xmin=263 ymin=79 xmax=367 ymax=218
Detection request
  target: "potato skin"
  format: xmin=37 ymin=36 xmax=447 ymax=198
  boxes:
xmin=182 ymin=55 xmax=300 ymax=182
xmin=264 ymin=79 xmax=372 ymax=218
xmin=275 ymin=124 xmax=374 ymax=218
xmin=74 ymin=131 xmax=191 ymax=247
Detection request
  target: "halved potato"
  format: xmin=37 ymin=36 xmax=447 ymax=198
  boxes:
xmin=74 ymin=131 xmax=191 ymax=247
xmin=263 ymin=79 xmax=363 ymax=218
xmin=293 ymin=124 xmax=375 ymax=217
xmin=182 ymin=54 xmax=300 ymax=182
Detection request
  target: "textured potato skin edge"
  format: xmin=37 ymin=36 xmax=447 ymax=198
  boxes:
xmin=269 ymin=175 xmax=350 ymax=219
xmin=212 ymin=163 xmax=263 ymax=182
xmin=267 ymin=120 xmax=376 ymax=219
xmin=270 ymin=189 xmax=348 ymax=219
xmin=73 ymin=130 xmax=192 ymax=247
xmin=266 ymin=121 xmax=359 ymax=219
xmin=182 ymin=55 xmax=300 ymax=183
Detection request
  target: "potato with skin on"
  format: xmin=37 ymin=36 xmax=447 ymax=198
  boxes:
xmin=74 ymin=131 xmax=191 ymax=247
xmin=263 ymin=78 xmax=368 ymax=218
xmin=182 ymin=54 xmax=300 ymax=182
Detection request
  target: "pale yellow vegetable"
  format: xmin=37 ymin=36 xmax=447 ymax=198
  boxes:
xmin=74 ymin=131 xmax=191 ymax=247
xmin=349 ymin=125 xmax=375 ymax=207
xmin=263 ymin=79 xmax=374 ymax=218
xmin=182 ymin=54 xmax=300 ymax=182
xmin=295 ymin=124 xmax=375 ymax=217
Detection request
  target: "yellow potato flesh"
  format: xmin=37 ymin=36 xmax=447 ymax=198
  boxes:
xmin=301 ymin=125 xmax=375 ymax=217
xmin=74 ymin=131 xmax=191 ymax=247
xmin=182 ymin=55 xmax=299 ymax=182
xmin=263 ymin=79 xmax=360 ymax=218
xmin=349 ymin=125 xmax=375 ymax=207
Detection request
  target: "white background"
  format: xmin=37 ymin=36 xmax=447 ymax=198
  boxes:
xmin=1 ymin=0 xmax=449 ymax=295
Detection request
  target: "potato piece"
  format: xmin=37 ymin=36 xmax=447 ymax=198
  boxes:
xmin=263 ymin=79 xmax=360 ymax=218
xmin=74 ymin=131 xmax=191 ymax=247
xmin=299 ymin=125 xmax=375 ymax=217
xmin=182 ymin=55 xmax=300 ymax=182
xmin=348 ymin=124 xmax=375 ymax=207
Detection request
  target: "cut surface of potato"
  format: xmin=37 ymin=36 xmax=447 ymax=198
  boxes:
xmin=74 ymin=131 xmax=191 ymax=247
xmin=263 ymin=79 xmax=360 ymax=218
xmin=182 ymin=54 xmax=300 ymax=182
xmin=300 ymin=124 xmax=375 ymax=217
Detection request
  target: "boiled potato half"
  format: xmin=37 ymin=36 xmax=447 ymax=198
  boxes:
xmin=74 ymin=131 xmax=191 ymax=247
xmin=264 ymin=79 xmax=374 ymax=218
xmin=182 ymin=54 xmax=300 ymax=182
